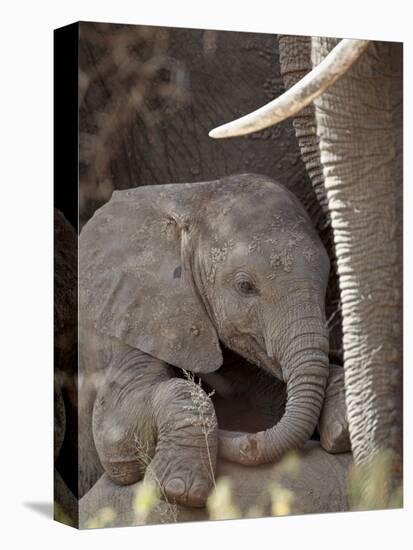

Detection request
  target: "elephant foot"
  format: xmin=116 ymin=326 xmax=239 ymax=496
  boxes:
xmin=318 ymin=365 xmax=351 ymax=453
xmin=148 ymin=378 xmax=218 ymax=508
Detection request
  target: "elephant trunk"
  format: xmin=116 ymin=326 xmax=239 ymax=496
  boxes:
xmin=219 ymin=307 xmax=329 ymax=465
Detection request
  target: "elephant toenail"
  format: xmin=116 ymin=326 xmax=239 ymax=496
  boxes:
xmin=164 ymin=478 xmax=186 ymax=498
xmin=332 ymin=421 xmax=344 ymax=439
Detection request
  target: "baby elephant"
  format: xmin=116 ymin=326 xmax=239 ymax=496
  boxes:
xmin=79 ymin=173 xmax=350 ymax=507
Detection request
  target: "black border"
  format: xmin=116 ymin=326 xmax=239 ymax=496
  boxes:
xmin=54 ymin=22 xmax=79 ymax=528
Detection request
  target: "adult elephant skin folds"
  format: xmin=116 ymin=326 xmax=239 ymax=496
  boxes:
xmin=209 ymin=38 xmax=403 ymax=475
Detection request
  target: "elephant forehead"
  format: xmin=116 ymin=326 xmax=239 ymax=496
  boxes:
xmin=206 ymin=230 xmax=325 ymax=283
xmin=231 ymin=212 xmax=315 ymax=256
xmin=241 ymin=234 xmax=321 ymax=274
xmin=211 ymin=193 xmax=310 ymax=233
xmin=218 ymin=196 xmax=301 ymax=224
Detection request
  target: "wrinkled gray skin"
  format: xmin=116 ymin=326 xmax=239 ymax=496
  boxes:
xmin=277 ymin=38 xmax=402 ymax=473
xmin=80 ymin=173 xmax=349 ymax=507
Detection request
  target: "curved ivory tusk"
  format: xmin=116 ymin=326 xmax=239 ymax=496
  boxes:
xmin=209 ymin=38 xmax=370 ymax=139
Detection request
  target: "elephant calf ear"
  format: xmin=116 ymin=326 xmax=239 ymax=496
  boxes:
xmin=79 ymin=186 xmax=223 ymax=374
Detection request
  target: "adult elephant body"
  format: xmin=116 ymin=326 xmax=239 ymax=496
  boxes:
xmin=78 ymin=25 xmax=313 ymax=227
xmin=210 ymin=38 xmax=403 ymax=472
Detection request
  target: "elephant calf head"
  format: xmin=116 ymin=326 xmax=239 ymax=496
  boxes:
xmin=80 ymin=173 xmax=330 ymax=466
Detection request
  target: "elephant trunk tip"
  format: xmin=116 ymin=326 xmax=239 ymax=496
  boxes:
xmin=219 ymin=429 xmax=265 ymax=466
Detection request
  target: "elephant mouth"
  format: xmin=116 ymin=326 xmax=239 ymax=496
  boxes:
xmin=224 ymin=333 xmax=285 ymax=383
xmin=196 ymin=346 xmax=288 ymax=435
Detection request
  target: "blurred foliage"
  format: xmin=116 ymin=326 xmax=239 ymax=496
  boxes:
xmin=54 ymin=502 xmax=75 ymax=527
xmin=206 ymin=451 xmax=300 ymax=521
xmin=269 ymin=451 xmax=300 ymax=517
xmin=347 ymin=450 xmax=403 ymax=511
xmin=133 ymin=481 xmax=161 ymax=524
xmin=85 ymin=506 xmax=117 ymax=529
xmin=78 ymin=448 xmax=402 ymax=528
xmin=207 ymin=477 xmax=241 ymax=520
xmin=270 ymin=483 xmax=295 ymax=516
xmin=207 ymin=449 xmax=402 ymax=522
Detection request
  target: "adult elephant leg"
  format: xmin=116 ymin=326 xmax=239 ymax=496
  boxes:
xmin=312 ymin=39 xmax=402 ymax=471
xmin=93 ymin=347 xmax=218 ymax=507
xmin=278 ymin=35 xmax=329 ymax=225
xmin=278 ymin=34 xmax=343 ymax=366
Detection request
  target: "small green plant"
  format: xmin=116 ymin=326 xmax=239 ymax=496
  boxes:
xmin=182 ymin=370 xmax=218 ymax=488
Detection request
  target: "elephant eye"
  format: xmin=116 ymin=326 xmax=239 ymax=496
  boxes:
xmin=235 ymin=278 xmax=257 ymax=296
